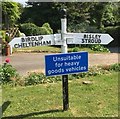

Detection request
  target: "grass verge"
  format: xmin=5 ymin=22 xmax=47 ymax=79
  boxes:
xmin=2 ymin=72 xmax=118 ymax=118
xmin=13 ymin=46 xmax=110 ymax=54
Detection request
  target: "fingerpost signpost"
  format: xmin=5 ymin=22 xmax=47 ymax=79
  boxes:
xmin=9 ymin=9 xmax=114 ymax=111
xmin=60 ymin=9 xmax=69 ymax=111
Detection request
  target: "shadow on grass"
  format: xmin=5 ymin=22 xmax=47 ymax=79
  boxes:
xmin=2 ymin=109 xmax=63 ymax=119
xmin=0 ymin=101 xmax=11 ymax=119
xmin=0 ymin=101 xmax=11 ymax=114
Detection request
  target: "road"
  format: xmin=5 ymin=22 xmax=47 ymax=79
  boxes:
xmin=1 ymin=52 xmax=119 ymax=76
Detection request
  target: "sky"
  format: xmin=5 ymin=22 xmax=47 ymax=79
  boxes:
xmin=11 ymin=0 xmax=28 ymax=5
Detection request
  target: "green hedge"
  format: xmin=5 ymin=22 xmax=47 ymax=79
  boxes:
xmin=19 ymin=22 xmax=53 ymax=36
xmin=0 ymin=63 xmax=20 ymax=84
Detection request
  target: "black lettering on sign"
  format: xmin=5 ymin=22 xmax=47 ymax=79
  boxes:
xmin=14 ymin=43 xmax=23 ymax=48
xmin=84 ymin=34 xmax=87 ymax=38
xmin=38 ymin=36 xmax=43 ymax=40
xmin=21 ymin=38 xmax=25 ymax=42
xmin=89 ymin=34 xmax=92 ymax=38
xmin=88 ymin=39 xmax=91 ymax=43
xmin=14 ymin=40 xmax=52 ymax=48
xmin=82 ymin=39 xmax=84 ymax=43
xmin=27 ymin=37 xmax=31 ymax=42
xmin=98 ymin=35 xmax=101 ymax=39
xmin=18 ymin=43 xmax=23 ymax=48
xmin=91 ymin=39 xmax=94 ymax=43
xmin=34 ymin=42 xmax=40 ymax=46
xmin=98 ymin=39 xmax=101 ymax=43
xmin=14 ymin=44 xmax=19 ymax=48
xmin=82 ymin=34 xmax=102 ymax=44
xmin=31 ymin=37 xmax=36 ymax=41
xmin=46 ymin=41 xmax=51 ymax=45
xmin=22 ymin=43 xmax=26 ymax=48
xmin=28 ymin=42 xmax=31 ymax=46
xmin=21 ymin=36 xmax=44 ymax=43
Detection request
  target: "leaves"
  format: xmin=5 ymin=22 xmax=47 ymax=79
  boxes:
xmin=2 ymin=2 xmax=21 ymax=28
xmin=19 ymin=22 xmax=53 ymax=36
xmin=0 ymin=63 xmax=19 ymax=83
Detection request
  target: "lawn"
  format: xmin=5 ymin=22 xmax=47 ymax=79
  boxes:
xmin=2 ymin=72 xmax=118 ymax=118
xmin=13 ymin=46 xmax=109 ymax=53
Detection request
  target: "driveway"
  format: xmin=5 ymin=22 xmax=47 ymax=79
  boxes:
xmin=1 ymin=52 xmax=119 ymax=76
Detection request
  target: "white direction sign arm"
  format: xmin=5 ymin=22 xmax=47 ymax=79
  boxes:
xmin=66 ymin=33 xmax=114 ymax=45
xmin=8 ymin=33 xmax=114 ymax=49
xmin=9 ymin=35 xmax=55 ymax=48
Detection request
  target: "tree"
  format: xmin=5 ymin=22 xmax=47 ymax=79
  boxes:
xmin=20 ymin=2 xmax=60 ymax=32
xmin=89 ymin=2 xmax=120 ymax=28
xmin=89 ymin=2 xmax=108 ymax=29
xmin=2 ymin=1 xmax=21 ymax=29
xmin=20 ymin=2 xmax=93 ymax=32
xmin=20 ymin=2 xmax=119 ymax=32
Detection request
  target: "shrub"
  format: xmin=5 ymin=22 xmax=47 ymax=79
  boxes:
xmin=1 ymin=63 xmax=118 ymax=87
xmin=72 ymin=47 xmax=79 ymax=52
xmin=110 ymin=63 xmax=120 ymax=72
xmin=19 ymin=22 xmax=53 ymax=36
xmin=42 ymin=23 xmax=53 ymax=34
xmin=90 ymin=44 xmax=110 ymax=52
xmin=25 ymin=72 xmax=61 ymax=86
xmin=71 ymin=65 xmax=112 ymax=79
xmin=19 ymin=23 xmax=38 ymax=36
xmin=25 ymin=73 xmax=46 ymax=85
xmin=0 ymin=63 xmax=20 ymax=84
xmin=38 ymin=27 xmax=50 ymax=35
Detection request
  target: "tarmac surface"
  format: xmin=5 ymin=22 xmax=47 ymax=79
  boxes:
xmin=1 ymin=52 xmax=119 ymax=76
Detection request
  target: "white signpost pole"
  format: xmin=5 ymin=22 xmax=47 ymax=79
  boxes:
xmin=60 ymin=9 xmax=69 ymax=111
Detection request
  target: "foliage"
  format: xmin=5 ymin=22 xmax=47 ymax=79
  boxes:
xmin=25 ymin=72 xmax=61 ymax=86
xmin=90 ymin=45 xmax=110 ymax=52
xmin=19 ymin=23 xmax=37 ymax=36
xmin=19 ymin=2 xmax=60 ymax=32
xmin=72 ymin=66 xmax=109 ymax=79
xmin=19 ymin=2 xmax=94 ymax=32
xmin=110 ymin=63 xmax=120 ymax=72
xmin=102 ymin=3 xmax=120 ymax=27
xmin=14 ymin=45 xmax=111 ymax=54
xmin=38 ymin=27 xmax=51 ymax=35
xmin=12 ymin=63 xmax=119 ymax=86
xmin=24 ymin=73 xmax=46 ymax=85
xmin=68 ymin=22 xmax=89 ymax=33
xmin=73 ymin=63 xmax=120 ymax=79
xmin=85 ymin=26 xmax=102 ymax=33
xmin=89 ymin=2 xmax=119 ymax=28
xmin=19 ymin=2 xmax=120 ymax=32
xmin=0 ymin=30 xmax=6 ymax=41
xmin=2 ymin=2 xmax=21 ymax=29
xmin=42 ymin=23 xmax=53 ymax=34
xmin=2 ymin=1 xmax=119 ymax=33
xmin=72 ymin=47 xmax=79 ymax=52
xmin=19 ymin=22 xmax=53 ymax=36
xmin=0 ymin=30 xmax=13 ymax=44
xmin=1 ymin=58 xmax=119 ymax=86
xmin=0 ymin=63 xmax=20 ymax=84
